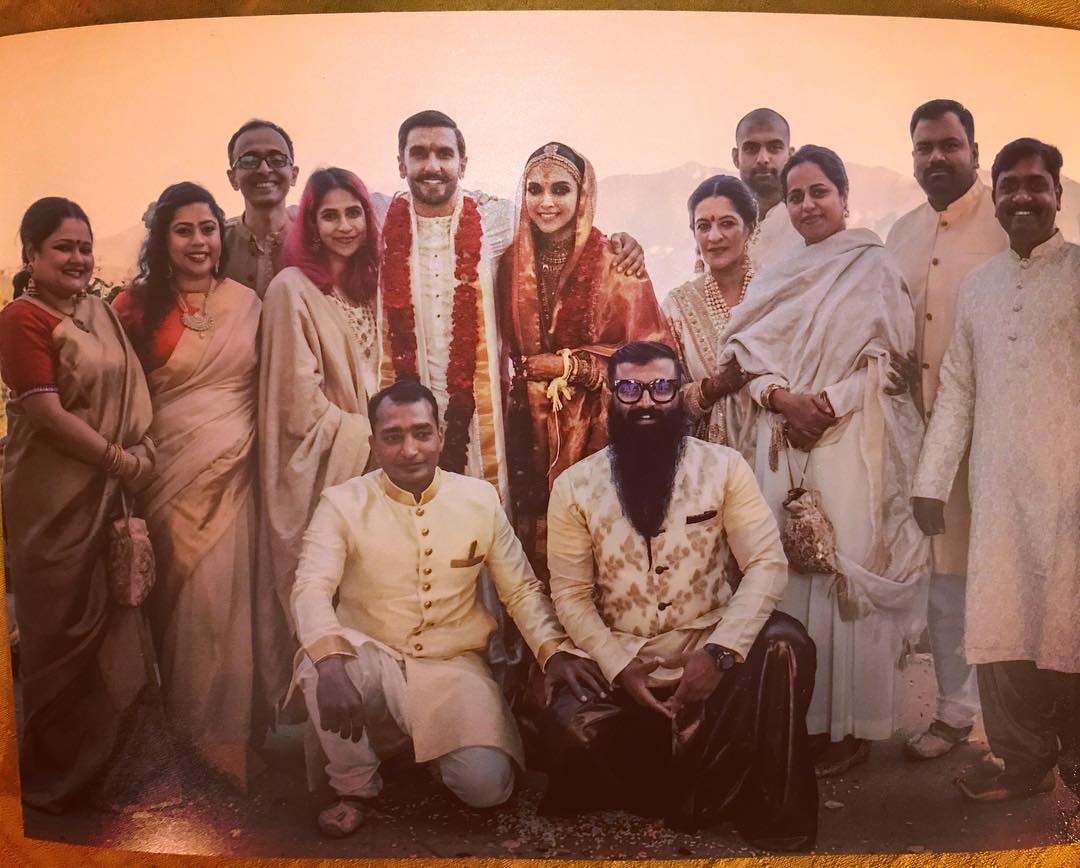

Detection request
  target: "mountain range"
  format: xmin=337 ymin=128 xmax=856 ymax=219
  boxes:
xmin=595 ymin=162 xmax=1080 ymax=295
xmin=3 ymin=162 xmax=1078 ymax=306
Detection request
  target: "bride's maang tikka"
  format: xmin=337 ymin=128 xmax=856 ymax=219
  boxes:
xmin=524 ymin=142 xmax=583 ymax=186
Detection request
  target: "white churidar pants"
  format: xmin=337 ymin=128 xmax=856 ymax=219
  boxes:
xmin=928 ymin=572 xmax=980 ymax=729
xmin=296 ymin=640 xmax=514 ymax=808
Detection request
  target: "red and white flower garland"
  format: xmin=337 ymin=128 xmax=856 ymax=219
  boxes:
xmin=382 ymin=195 xmax=483 ymax=473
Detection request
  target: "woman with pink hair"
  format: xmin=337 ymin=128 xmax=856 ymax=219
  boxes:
xmin=255 ymin=167 xmax=381 ymax=725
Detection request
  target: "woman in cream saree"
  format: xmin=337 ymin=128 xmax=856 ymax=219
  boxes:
xmin=114 ymin=183 xmax=260 ymax=788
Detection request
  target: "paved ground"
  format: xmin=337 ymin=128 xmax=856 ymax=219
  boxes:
xmin=20 ymin=655 xmax=1080 ymax=860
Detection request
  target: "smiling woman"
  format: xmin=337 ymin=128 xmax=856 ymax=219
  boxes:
xmin=663 ymin=174 xmax=760 ymax=459
xmin=500 ymin=141 xmax=671 ymax=582
xmin=254 ymin=167 xmax=382 ymax=725
xmin=0 ymin=198 xmax=175 ymax=812
xmin=111 ymin=182 xmax=262 ymax=790
xmin=721 ymin=144 xmax=931 ymax=778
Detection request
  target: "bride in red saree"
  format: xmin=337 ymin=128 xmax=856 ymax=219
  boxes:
xmin=500 ymin=142 xmax=671 ymax=580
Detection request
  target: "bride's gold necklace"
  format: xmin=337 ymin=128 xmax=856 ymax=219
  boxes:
xmin=537 ymin=235 xmax=574 ymax=333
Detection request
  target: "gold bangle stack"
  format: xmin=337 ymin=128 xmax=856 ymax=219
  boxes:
xmin=102 ymin=442 xmax=126 ymax=476
xmin=760 ymin=383 xmax=783 ymax=412
xmin=103 ymin=442 xmax=142 ymax=480
xmin=568 ymin=351 xmax=604 ymax=391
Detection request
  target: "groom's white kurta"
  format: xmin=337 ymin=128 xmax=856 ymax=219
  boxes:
xmin=376 ymin=192 xmax=514 ymax=502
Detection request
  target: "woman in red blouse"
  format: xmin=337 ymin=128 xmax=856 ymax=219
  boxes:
xmin=113 ymin=182 xmax=261 ymax=789
xmin=0 ymin=198 xmax=170 ymax=812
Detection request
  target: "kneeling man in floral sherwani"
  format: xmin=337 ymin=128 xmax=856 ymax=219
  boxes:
xmin=541 ymin=341 xmax=819 ymax=851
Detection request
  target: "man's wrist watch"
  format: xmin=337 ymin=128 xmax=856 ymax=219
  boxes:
xmin=702 ymin=643 xmax=737 ymax=672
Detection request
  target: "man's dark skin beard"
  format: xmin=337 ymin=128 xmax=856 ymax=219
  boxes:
xmin=608 ymin=399 xmax=687 ymax=540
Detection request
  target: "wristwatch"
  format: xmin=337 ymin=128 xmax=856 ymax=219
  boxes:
xmin=702 ymin=643 xmax=737 ymax=672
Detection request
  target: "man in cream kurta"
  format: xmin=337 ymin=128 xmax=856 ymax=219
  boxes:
xmin=913 ymin=139 xmax=1080 ymax=803
xmin=886 ymin=100 xmax=1008 ymax=759
xmin=750 ymin=197 xmax=804 ymax=272
xmin=291 ymin=380 xmax=601 ymax=837
xmin=731 ymin=108 xmax=804 ymax=272
xmin=541 ymin=342 xmax=817 ymax=851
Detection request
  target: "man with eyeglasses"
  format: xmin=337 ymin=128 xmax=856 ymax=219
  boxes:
xmin=223 ymin=118 xmax=300 ymax=297
xmin=539 ymin=340 xmax=818 ymax=851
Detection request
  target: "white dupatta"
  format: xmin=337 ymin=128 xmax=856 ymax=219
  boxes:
xmin=721 ymin=228 xmax=930 ymax=640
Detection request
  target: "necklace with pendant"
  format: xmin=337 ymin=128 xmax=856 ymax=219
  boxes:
xmin=537 ymin=235 xmax=573 ymax=335
xmin=175 ymin=280 xmax=217 ymax=334
xmin=26 ymin=286 xmax=90 ymax=332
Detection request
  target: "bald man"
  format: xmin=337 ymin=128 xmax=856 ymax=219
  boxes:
xmin=732 ymin=108 xmax=803 ymax=271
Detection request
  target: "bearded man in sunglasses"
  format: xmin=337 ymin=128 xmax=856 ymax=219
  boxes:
xmin=223 ymin=118 xmax=300 ymax=297
xmin=540 ymin=340 xmax=819 ymax=851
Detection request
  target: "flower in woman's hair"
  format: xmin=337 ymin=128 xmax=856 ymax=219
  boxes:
xmin=141 ymin=202 xmax=158 ymax=231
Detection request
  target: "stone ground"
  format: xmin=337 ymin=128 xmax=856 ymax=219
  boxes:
xmin=19 ymin=655 xmax=1080 ymax=860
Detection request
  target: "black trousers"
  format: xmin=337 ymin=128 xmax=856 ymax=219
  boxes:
xmin=540 ymin=611 xmax=818 ymax=851
xmin=977 ymin=660 xmax=1080 ymax=795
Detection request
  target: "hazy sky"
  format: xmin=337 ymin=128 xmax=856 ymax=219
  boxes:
xmin=2 ymin=10 xmax=1079 ymax=260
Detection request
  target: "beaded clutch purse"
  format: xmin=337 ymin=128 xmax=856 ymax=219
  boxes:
xmin=780 ymin=455 xmax=858 ymax=621
xmin=108 ymin=491 xmax=156 ymax=607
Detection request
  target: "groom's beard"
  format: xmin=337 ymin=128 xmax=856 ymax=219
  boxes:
xmin=407 ymin=171 xmax=459 ymax=208
xmin=608 ymin=398 xmax=687 ymax=540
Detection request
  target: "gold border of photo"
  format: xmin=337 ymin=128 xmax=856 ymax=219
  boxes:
xmin=1 ymin=1 xmax=1077 ymax=866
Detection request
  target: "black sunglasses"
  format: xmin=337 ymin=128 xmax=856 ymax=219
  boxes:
xmin=612 ymin=378 xmax=680 ymax=405
xmin=233 ymin=152 xmax=291 ymax=171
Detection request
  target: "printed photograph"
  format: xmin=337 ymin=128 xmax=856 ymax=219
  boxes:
xmin=1 ymin=8 xmax=1078 ymax=861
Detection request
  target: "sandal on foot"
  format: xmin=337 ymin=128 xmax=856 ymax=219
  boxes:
xmin=903 ymin=719 xmax=972 ymax=761
xmin=956 ymin=768 xmax=1055 ymax=802
xmin=318 ymin=796 xmax=367 ymax=838
xmin=815 ymin=739 xmax=871 ymax=779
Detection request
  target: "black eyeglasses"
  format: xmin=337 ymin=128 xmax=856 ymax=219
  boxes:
xmin=612 ymin=378 xmax=680 ymax=405
xmin=232 ymin=152 xmax=291 ymax=170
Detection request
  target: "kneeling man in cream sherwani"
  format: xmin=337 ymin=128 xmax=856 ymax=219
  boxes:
xmin=290 ymin=379 xmax=605 ymax=837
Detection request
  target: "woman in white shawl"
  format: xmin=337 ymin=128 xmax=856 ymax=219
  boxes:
xmin=721 ymin=146 xmax=930 ymax=777
xmin=256 ymin=168 xmax=380 ymax=727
